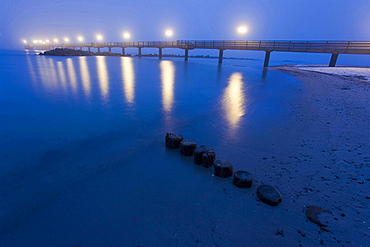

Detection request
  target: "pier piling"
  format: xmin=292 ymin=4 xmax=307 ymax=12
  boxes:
xmin=329 ymin=53 xmax=339 ymax=67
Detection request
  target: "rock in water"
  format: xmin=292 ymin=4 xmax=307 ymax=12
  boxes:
xmin=201 ymin=151 xmax=216 ymax=168
xmin=194 ymin=146 xmax=209 ymax=164
xmin=165 ymin=133 xmax=183 ymax=149
xmin=232 ymin=171 xmax=253 ymax=188
xmin=306 ymin=206 xmax=332 ymax=227
xmin=180 ymin=140 xmax=197 ymax=156
xmin=193 ymin=146 xmax=216 ymax=167
xmin=214 ymin=160 xmax=233 ymax=178
xmin=257 ymin=184 xmax=282 ymax=206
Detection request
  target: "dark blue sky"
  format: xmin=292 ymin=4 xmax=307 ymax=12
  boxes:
xmin=1 ymin=0 xmax=369 ymax=49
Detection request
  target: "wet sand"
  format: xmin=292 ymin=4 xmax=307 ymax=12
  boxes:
xmin=1 ymin=65 xmax=370 ymax=246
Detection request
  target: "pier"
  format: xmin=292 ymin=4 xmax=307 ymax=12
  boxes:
xmin=25 ymin=40 xmax=370 ymax=67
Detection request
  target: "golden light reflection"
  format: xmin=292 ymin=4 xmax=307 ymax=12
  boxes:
xmin=160 ymin=60 xmax=175 ymax=112
xmin=66 ymin=58 xmax=78 ymax=94
xmin=57 ymin=61 xmax=68 ymax=91
xmin=96 ymin=56 xmax=109 ymax=101
xmin=35 ymin=57 xmax=52 ymax=92
xmin=121 ymin=57 xmax=135 ymax=104
xmin=46 ymin=58 xmax=59 ymax=90
xmin=79 ymin=56 xmax=91 ymax=98
xmin=222 ymin=72 xmax=246 ymax=130
xmin=26 ymin=55 xmax=37 ymax=87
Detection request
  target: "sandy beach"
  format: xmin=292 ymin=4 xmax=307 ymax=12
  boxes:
xmin=1 ymin=63 xmax=369 ymax=247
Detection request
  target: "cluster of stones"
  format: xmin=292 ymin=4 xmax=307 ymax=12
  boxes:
xmin=39 ymin=48 xmax=125 ymax=57
xmin=165 ymin=133 xmax=282 ymax=206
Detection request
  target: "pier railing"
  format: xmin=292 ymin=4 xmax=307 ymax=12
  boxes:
xmin=25 ymin=40 xmax=370 ymax=67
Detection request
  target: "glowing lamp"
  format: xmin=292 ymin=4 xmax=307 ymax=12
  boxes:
xmin=165 ymin=30 xmax=173 ymax=37
xmin=237 ymin=26 xmax=247 ymax=34
xmin=78 ymin=36 xmax=84 ymax=42
xmin=97 ymin=35 xmax=103 ymax=41
xmin=123 ymin=32 xmax=130 ymax=39
xmin=54 ymin=38 xmax=59 ymax=43
xmin=64 ymin=38 xmax=70 ymax=42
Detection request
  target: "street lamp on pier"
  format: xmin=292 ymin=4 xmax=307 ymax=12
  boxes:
xmin=123 ymin=32 xmax=130 ymax=40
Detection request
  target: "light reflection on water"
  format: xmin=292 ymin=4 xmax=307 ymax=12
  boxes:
xmin=66 ymin=58 xmax=78 ymax=95
xmin=96 ymin=56 xmax=109 ymax=101
xmin=222 ymin=72 xmax=246 ymax=134
xmin=121 ymin=57 xmax=135 ymax=105
xmin=56 ymin=60 xmax=68 ymax=92
xmin=47 ymin=58 xmax=58 ymax=90
xmin=160 ymin=60 xmax=175 ymax=112
xmin=79 ymin=56 xmax=91 ymax=98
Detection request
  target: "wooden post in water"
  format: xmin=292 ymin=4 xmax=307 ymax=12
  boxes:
xmin=122 ymin=47 xmax=125 ymax=56
xmin=159 ymin=48 xmax=163 ymax=59
xmin=218 ymin=49 xmax=224 ymax=64
xmin=185 ymin=49 xmax=189 ymax=61
xmin=264 ymin=51 xmax=271 ymax=67
xmin=108 ymin=47 xmax=112 ymax=53
xmin=88 ymin=47 xmax=91 ymax=52
xmin=98 ymin=47 xmax=101 ymax=53
xmin=138 ymin=47 xmax=142 ymax=57
xmin=329 ymin=53 xmax=339 ymax=67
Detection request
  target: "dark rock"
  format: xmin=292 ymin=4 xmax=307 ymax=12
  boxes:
xmin=194 ymin=145 xmax=216 ymax=167
xmin=194 ymin=146 xmax=209 ymax=164
xmin=257 ymin=184 xmax=282 ymax=206
xmin=40 ymin=48 xmax=120 ymax=57
xmin=214 ymin=160 xmax=233 ymax=178
xmin=232 ymin=170 xmax=253 ymax=188
xmin=180 ymin=140 xmax=197 ymax=156
xmin=165 ymin=133 xmax=183 ymax=149
xmin=202 ymin=151 xmax=216 ymax=168
xmin=306 ymin=206 xmax=332 ymax=227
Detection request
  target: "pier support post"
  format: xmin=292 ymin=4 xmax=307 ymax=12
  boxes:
xmin=88 ymin=47 xmax=91 ymax=52
xmin=264 ymin=51 xmax=271 ymax=67
xmin=218 ymin=49 xmax=224 ymax=64
xmin=98 ymin=47 xmax=101 ymax=53
xmin=329 ymin=53 xmax=339 ymax=67
xmin=185 ymin=49 xmax=189 ymax=61
xmin=138 ymin=48 xmax=142 ymax=57
xmin=159 ymin=48 xmax=163 ymax=59
xmin=80 ymin=47 xmax=83 ymax=50
xmin=122 ymin=47 xmax=125 ymax=56
xmin=108 ymin=47 xmax=112 ymax=53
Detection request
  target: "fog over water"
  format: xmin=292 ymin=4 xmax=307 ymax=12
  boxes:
xmin=2 ymin=0 xmax=370 ymax=49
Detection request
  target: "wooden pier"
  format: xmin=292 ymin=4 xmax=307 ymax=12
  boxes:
xmin=25 ymin=40 xmax=370 ymax=67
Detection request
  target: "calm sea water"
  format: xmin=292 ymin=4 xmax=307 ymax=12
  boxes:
xmin=0 ymin=50 xmax=303 ymax=175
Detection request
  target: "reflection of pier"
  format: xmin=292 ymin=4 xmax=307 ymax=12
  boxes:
xmin=25 ymin=40 xmax=370 ymax=67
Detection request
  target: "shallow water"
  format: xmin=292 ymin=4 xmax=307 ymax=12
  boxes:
xmin=0 ymin=51 xmax=305 ymax=245
xmin=0 ymin=52 xmax=300 ymax=174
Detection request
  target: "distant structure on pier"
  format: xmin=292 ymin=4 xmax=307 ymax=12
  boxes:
xmin=25 ymin=40 xmax=370 ymax=67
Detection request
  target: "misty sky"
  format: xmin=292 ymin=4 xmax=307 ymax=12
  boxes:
xmin=1 ymin=0 xmax=370 ymax=49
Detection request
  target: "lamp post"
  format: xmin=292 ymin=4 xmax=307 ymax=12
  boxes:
xmin=237 ymin=26 xmax=247 ymax=40
xmin=165 ymin=29 xmax=173 ymax=38
xmin=123 ymin=32 xmax=130 ymax=40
